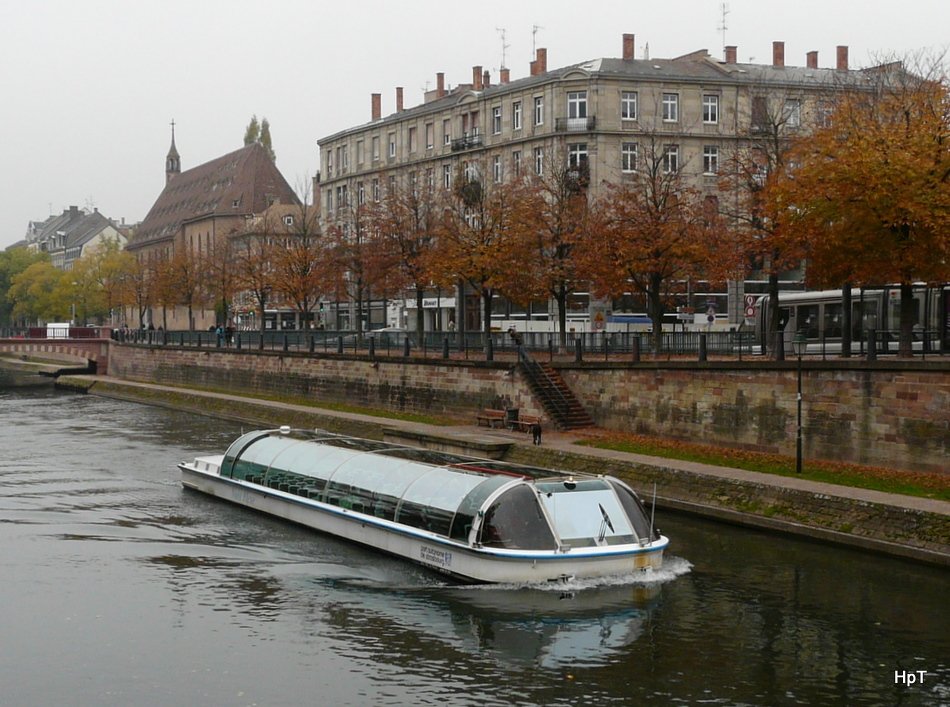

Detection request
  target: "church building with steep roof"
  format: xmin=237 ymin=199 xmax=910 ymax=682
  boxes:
xmin=127 ymin=124 xmax=300 ymax=328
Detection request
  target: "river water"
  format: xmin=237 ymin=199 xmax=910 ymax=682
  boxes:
xmin=0 ymin=386 xmax=947 ymax=706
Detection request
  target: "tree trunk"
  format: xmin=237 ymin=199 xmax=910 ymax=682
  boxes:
xmin=258 ymin=299 xmax=266 ymax=338
xmin=482 ymin=287 xmax=493 ymax=346
xmin=556 ymin=285 xmax=568 ymax=351
xmin=899 ymin=281 xmax=915 ymax=357
xmin=415 ymin=286 xmax=425 ymax=347
xmin=767 ymin=271 xmax=782 ymax=360
xmin=648 ymin=273 xmax=664 ymax=354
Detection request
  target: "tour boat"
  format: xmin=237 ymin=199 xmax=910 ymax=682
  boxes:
xmin=178 ymin=427 xmax=669 ymax=584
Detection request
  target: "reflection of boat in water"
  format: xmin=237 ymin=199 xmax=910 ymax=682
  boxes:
xmin=319 ymin=579 xmax=671 ymax=670
xmin=179 ymin=427 xmax=669 ymax=583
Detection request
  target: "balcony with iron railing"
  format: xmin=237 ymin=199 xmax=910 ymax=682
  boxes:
xmin=555 ymin=116 xmax=597 ymax=132
xmin=451 ymin=133 xmax=483 ymax=152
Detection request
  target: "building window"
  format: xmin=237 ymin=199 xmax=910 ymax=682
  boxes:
xmin=662 ymin=145 xmax=679 ymax=173
xmin=443 ymin=119 xmax=451 ymax=145
xmin=341 ymin=145 xmax=349 ymax=171
xmin=283 ymin=215 xmax=294 ymax=227
xmin=388 ymin=175 xmax=396 ymax=195
xmin=534 ymin=96 xmax=544 ymax=126
xmin=703 ymin=145 xmax=719 ymax=174
xmin=336 ymin=185 xmax=348 ymax=208
xmin=326 ymin=151 xmax=333 ymax=178
xmin=442 ymin=164 xmax=451 ymax=189
xmin=662 ymin=93 xmax=679 ymax=122
xmin=492 ymin=106 xmax=502 ymax=134
xmin=513 ymin=101 xmax=522 ymax=130
xmin=567 ymin=91 xmax=587 ymax=119
xmin=326 ymin=190 xmax=333 ymax=213
xmin=751 ymin=96 xmax=769 ymax=133
xmin=703 ymin=95 xmax=719 ymax=124
xmin=372 ymin=136 xmax=380 ymax=161
xmin=425 ymin=123 xmax=434 ymax=149
xmin=356 ymin=140 xmax=364 ymax=165
xmin=426 ymin=168 xmax=434 ymax=190
xmin=408 ymin=127 xmax=417 ymax=153
xmin=567 ymin=143 xmax=588 ymax=167
xmin=409 ymin=171 xmax=418 ymax=195
xmin=512 ymin=150 xmax=522 ymax=177
xmin=533 ymin=146 xmax=544 ymax=175
xmin=372 ymin=178 xmax=380 ymax=202
xmin=621 ymin=142 xmax=638 ymax=172
xmin=388 ymin=133 xmax=396 ymax=158
xmin=621 ymin=91 xmax=638 ymax=120
xmin=357 ymin=182 xmax=365 ymax=205
xmin=784 ymin=99 xmax=801 ymax=127
xmin=492 ymin=155 xmax=502 ymax=183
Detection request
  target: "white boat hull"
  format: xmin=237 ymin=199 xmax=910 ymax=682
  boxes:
xmin=180 ymin=463 xmax=668 ymax=584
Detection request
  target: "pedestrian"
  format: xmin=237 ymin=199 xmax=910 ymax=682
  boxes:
xmin=532 ymin=420 xmax=542 ymax=446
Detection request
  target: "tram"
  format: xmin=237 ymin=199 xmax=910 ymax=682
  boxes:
xmin=752 ymin=285 xmax=949 ymax=354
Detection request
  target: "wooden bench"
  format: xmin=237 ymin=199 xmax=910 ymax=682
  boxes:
xmin=510 ymin=414 xmax=542 ymax=433
xmin=476 ymin=409 xmax=507 ymax=428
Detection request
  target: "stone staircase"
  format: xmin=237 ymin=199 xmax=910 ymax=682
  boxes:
xmin=518 ymin=354 xmax=595 ymax=430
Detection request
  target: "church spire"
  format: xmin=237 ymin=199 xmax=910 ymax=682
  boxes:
xmin=166 ymin=119 xmax=181 ymax=184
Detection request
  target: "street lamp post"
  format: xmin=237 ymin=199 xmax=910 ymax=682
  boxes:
xmin=793 ymin=332 xmax=807 ymax=474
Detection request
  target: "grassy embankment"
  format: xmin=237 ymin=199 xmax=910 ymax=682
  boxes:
xmin=576 ymin=431 xmax=950 ymax=502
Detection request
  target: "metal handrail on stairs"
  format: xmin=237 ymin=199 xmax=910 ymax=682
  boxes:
xmin=517 ymin=348 xmax=577 ymax=420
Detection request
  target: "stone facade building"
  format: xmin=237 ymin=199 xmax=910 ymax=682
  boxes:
xmin=317 ymin=34 xmax=873 ymax=330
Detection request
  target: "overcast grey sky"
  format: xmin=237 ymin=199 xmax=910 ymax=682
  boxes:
xmin=1 ymin=0 xmax=946 ymax=250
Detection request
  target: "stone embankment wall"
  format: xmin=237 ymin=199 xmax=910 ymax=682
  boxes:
xmin=107 ymin=345 xmax=949 ymax=474
xmin=559 ymin=362 xmax=949 ymax=474
xmin=107 ymin=345 xmax=544 ymax=421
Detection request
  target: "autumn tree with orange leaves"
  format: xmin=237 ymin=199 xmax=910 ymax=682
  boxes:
xmin=269 ymin=201 xmax=326 ymax=330
xmin=768 ymin=56 xmax=950 ymax=356
xmin=511 ymin=150 xmax=590 ymax=349
xmin=579 ymin=138 xmax=720 ymax=352
xmin=374 ymin=178 xmax=442 ymax=345
xmin=432 ymin=161 xmax=527 ymax=342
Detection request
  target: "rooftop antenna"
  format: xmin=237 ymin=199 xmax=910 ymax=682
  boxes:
xmin=532 ymin=24 xmax=543 ymax=56
xmin=496 ymin=27 xmax=510 ymax=69
xmin=717 ymin=2 xmax=730 ymax=54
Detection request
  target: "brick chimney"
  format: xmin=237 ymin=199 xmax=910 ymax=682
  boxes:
xmin=371 ymin=93 xmax=381 ymax=121
xmin=483 ymin=70 xmax=490 ymax=88
xmin=772 ymin=41 xmax=785 ymax=67
xmin=725 ymin=45 xmax=737 ymax=64
xmin=536 ymin=48 xmax=547 ymax=74
xmin=436 ymin=72 xmax=445 ymax=97
xmin=623 ymin=33 xmax=635 ymax=60
xmin=837 ymin=45 xmax=849 ymax=70
xmin=473 ymin=65 xmax=483 ymax=90
xmin=530 ymin=60 xmax=538 ymax=76
xmin=396 ymin=86 xmax=403 ymax=112
xmin=807 ymin=50 xmax=818 ymax=69
xmin=500 ymin=68 xmax=510 ymax=84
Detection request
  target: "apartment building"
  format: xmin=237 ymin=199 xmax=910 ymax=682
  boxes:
xmin=317 ymin=34 xmax=866 ymax=330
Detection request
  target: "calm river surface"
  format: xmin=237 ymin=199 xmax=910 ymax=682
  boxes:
xmin=0 ymin=386 xmax=947 ymax=706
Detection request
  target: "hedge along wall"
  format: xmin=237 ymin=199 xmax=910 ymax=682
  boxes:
xmin=106 ymin=345 xmax=545 ymax=421
xmin=557 ymin=361 xmax=949 ymax=474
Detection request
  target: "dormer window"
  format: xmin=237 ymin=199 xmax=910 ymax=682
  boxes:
xmin=232 ymin=199 xmax=241 ymax=208
xmin=283 ymin=215 xmax=294 ymax=226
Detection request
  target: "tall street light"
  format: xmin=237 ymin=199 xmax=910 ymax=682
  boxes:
xmin=793 ymin=332 xmax=807 ymax=474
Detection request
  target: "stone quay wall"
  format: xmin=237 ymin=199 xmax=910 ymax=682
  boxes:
xmin=106 ymin=344 xmax=948 ymax=473
xmin=559 ymin=361 xmax=949 ymax=474
xmin=106 ymin=344 xmax=544 ymax=421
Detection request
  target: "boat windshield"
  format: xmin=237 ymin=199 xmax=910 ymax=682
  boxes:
xmin=479 ymin=484 xmax=558 ymax=551
xmin=537 ymin=479 xmax=640 ymax=547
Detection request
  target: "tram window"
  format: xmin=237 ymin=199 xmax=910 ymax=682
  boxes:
xmin=799 ymin=304 xmax=820 ymax=339
xmin=480 ymin=485 xmax=557 ymax=550
xmin=822 ymin=303 xmax=843 ymax=339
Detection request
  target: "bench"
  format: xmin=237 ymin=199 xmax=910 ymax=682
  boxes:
xmin=510 ymin=414 xmax=542 ymax=433
xmin=476 ymin=409 xmax=507 ymax=428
